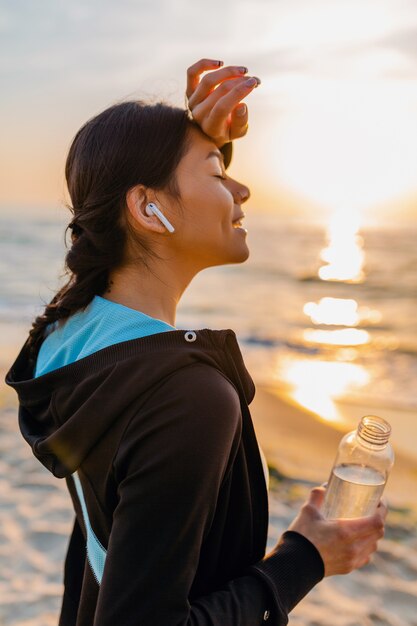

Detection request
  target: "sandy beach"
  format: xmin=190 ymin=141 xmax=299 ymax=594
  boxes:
xmin=1 ymin=349 xmax=416 ymax=626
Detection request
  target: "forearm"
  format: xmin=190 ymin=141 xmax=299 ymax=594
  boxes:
xmin=94 ymin=531 xmax=323 ymax=626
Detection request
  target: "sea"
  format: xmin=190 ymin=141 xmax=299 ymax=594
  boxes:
xmin=1 ymin=211 xmax=416 ymax=460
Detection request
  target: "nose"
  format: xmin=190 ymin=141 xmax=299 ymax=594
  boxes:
xmin=227 ymin=178 xmax=250 ymax=204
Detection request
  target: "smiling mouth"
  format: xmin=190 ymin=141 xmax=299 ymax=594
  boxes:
xmin=232 ymin=213 xmax=245 ymax=228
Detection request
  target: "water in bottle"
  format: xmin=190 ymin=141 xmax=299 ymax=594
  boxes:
xmin=322 ymin=415 xmax=394 ymax=519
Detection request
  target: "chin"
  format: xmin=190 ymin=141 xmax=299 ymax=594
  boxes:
xmin=198 ymin=238 xmax=250 ymax=269
xmin=221 ymin=242 xmax=250 ymax=265
xmin=235 ymin=246 xmax=250 ymax=263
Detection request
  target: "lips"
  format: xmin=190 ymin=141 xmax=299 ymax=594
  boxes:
xmin=232 ymin=212 xmax=245 ymax=228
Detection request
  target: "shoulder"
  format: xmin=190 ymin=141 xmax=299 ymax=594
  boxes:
xmin=146 ymin=361 xmax=243 ymax=435
xmin=115 ymin=362 xmax=243 ymax=482
xmin=163 ymin=360 xmax=240 ymax=397
xmin=120 ymin=361 xmax=243 ymax=450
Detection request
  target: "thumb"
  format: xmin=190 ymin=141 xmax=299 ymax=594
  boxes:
xmin=229 ymin=104 xmax=248 ymax=139
xmin=307 ymin=486 xmax=326 ymax=510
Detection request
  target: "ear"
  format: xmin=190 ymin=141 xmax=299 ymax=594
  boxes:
xmin=126 ymin=186 xmax=166 ymax=234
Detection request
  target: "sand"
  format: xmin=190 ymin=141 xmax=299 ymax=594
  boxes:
xmin=0 ymin=350 xmax=416 ymax=626
xmin=0 ymin=369 xmax=73 ymax=626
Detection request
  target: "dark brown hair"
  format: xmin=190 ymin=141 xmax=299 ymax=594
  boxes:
xmin=27 ymin=100 xmax=193 ymax=361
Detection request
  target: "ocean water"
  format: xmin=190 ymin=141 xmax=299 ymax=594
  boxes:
xmin=1 ymin=211 xmax=416 ymax=458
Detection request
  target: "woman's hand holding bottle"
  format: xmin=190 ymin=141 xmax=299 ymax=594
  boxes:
xmin=286 ymin=486 xmax=387 ymax=577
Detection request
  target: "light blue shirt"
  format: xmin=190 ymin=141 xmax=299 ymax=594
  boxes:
xmin=34 ymin=295 xmax=175 ymax=378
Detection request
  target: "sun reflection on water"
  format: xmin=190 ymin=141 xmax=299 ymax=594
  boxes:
xmin=281 ymin=359 xmax=370 ymax=424
xmin=318 ymin=209 xmax=365 ymax=283
xmin=304 ymin=297 xmax=382 ymax=327
xmin=303 ymin=328 xmax=370 ymax=346
xmin=280 ymin=209 xmax=384 ymax=425
xmin=304 ymin=297 xmax=360 ymax=326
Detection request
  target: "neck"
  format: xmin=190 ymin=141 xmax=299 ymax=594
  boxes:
xmin=102 ymin=259 xmax=198 ymax=327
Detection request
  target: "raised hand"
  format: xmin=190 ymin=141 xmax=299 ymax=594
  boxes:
xmin=185 ymin=58 xmax=261 ymax=147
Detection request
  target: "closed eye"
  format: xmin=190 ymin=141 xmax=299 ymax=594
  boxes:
xmin=214 ymin=175 xmax=227 ymax=180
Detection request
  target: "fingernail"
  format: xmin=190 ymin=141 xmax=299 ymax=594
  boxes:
xmin=254 ymin=76 xmax=261 ymax=86
xmin=238 ymin=66 xmax=248 ymax=74
xmin=237 ymin=104 xmax=247 ymax=116
xmin=245 ymin=77 xmax=257 ymax=87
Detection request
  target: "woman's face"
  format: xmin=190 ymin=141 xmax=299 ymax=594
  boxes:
xmin=160 ymin=126 xmax=251 ymax=271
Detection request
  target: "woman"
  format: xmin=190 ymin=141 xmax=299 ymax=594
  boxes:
xmin=5 ymin=59 xmax=386 ymax=626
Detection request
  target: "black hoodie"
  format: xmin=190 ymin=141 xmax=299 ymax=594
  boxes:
xmin=5 ymin=327 xmax=324 ymax=626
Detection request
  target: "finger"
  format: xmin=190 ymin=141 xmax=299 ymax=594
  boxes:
xmin=365 ymin=502 xmax=388 ymax=530
xmin=307 ymin=486 xmax=326 ymax=510
xmin=190 ymin=77 xmax=247 ymax=122
xmin=355 ymin=536 xmax=380 ymax=567
xmin=377 ymin=498 xmax=388 ymax=521
xmin=186 ymin=59 xmax=224 ymax=99
xmin=339 ymin=512 xmax=385 ymax=540
xmin=229 ymin=104 xmax=249 ymax=139
xmin=187 ymin=65 xmax=249 ymax=105
xmin=205 ymin=77 xmax=260 ymax=129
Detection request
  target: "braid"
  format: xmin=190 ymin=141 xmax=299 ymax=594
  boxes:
xmin=27 ymin=210 xmax=125 ymax=362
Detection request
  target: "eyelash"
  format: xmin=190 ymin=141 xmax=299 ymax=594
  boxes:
xmin=215 ymin=175 xmax=227 ymax=180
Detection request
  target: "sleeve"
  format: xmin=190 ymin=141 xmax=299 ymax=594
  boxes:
xmin=93 ymin=364 xmax=323 ymax=626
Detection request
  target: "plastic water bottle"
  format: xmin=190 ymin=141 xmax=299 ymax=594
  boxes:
xmin=322 ymin=415 xmax=394 ymax=519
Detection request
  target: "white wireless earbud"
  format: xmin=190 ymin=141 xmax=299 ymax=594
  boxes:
xmin=145 ymin=202 xmax=175 ymax=233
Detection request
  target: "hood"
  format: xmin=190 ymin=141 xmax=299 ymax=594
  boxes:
xmin=4 ymin=329 xmax=255 ymax=478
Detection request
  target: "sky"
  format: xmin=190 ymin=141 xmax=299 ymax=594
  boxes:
xmin=1 ymin=0 xmax=417 ymax=222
